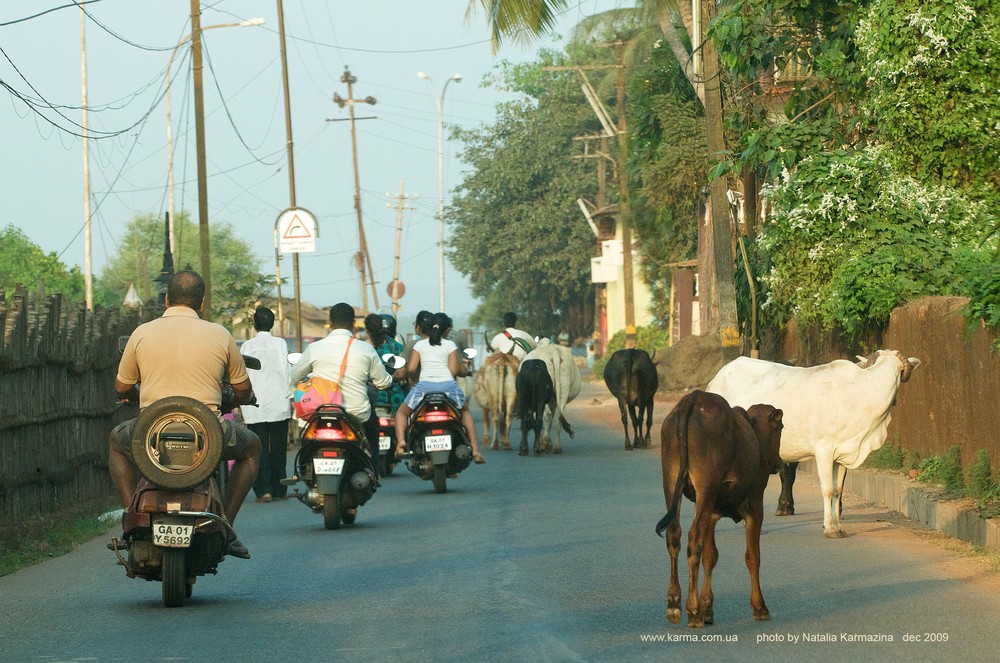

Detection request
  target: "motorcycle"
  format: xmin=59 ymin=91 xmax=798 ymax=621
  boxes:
xmin=375 ymin=404 xmax=398 ymax=477
xmin=281 ymin=404 xmax=378 ymax=529
xmin=108 ymin=351 xmax=260 ymax=608
xmin=388 ymin=348 xmax=477 ymax=494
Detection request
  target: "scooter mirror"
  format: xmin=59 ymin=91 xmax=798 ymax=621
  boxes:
xmin=381 ymin=353 xmax=405 ymax=370
xmin=242 ymin=355 xmax=261 ymax=371
xmin=287 ymin=352 xmax=303 ymax=365
xmin=463 ymin=348 xmax=478 ymax=360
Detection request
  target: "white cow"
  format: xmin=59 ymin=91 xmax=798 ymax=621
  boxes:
xmin=707 ymin=349 xmax=920 ymax=538
xmin=523 ymin=339 xmax=581 ymax=454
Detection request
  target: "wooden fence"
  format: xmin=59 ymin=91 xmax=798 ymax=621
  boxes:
xmin=0 ymin=286 xmax=152 ymax=527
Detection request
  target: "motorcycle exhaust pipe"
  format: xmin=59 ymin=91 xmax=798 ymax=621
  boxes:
xmin=350 ymin=471 xmax=371 ymax=491
xmin=454 ymin=444 xmax=472 ymax=461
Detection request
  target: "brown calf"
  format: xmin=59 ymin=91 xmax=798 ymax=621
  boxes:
xmin=655 ymin=390 xmax=783 ymax=627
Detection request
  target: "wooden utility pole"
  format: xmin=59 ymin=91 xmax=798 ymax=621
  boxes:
xmin=190 ymin=0 xmax=212 ymax=317
xmin=387 ymin=180 xmax=416 ymax=316
xmin=276 ymin=0 xmax=294 ymax=342
xmin=332 ymin=68 xmax=379 ymax=313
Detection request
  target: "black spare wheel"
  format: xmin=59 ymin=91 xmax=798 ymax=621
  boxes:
xmin=131 ymin=396 xmax=223 ymax=489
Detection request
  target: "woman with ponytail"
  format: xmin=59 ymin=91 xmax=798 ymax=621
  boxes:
xmin=393 ymin=311 xmax=484 ymax=464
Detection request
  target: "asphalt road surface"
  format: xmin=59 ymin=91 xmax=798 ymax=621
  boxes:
xmin=2 ymin=381 xmax=999 ymax=662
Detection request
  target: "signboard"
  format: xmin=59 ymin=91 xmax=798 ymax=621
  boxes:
xmin=590 ymin=257 xmax=617 ymax=284
xmin=601 ymin=239 xmax=623 ymax=266
xmin=387 ymin=279 xmax=406 ymax=299
xmin=276 ymin=207 xmax=318 ymax=254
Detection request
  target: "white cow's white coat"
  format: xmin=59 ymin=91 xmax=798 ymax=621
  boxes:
xmin=707 ymin=350 xmax=920 ymax=538
xmin=521 ymin=339 xmax=581 ymax=452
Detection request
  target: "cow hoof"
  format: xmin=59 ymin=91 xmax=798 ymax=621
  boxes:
xmin=625 ymin=444 xmax=633 ymax=451
xmin=553 ymin=447 xmax=562 ymax=455
xmin=687 ymin=614 xmax=705 ymax=628
xmin=824 ymin=528 xmax=847 ymax=539
xmin=518 ymin=447 xmax=528 ymax=456
xmin=666 ymin=608 xmax=681 ymax=624
xmin=490 ymin=442 xmax=499 ymax=450
xmin=754 ymin=609 xmax=771 ymax=621
xmin=774 ymin=506 xmax=794 ymax=517
xmin=501 ymin=444 xmax=511 ymax=451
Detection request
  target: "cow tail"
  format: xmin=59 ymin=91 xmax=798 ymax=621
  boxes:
xmin=499 ymin=362 xmax=510 ymax=436
xmin=558 ymin=414 xmax=574 ymax=439
xmin=655 ymin=396 xmax=690 ymax=538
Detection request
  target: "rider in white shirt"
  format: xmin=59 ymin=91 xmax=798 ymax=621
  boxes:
xmin=489 ymin=311 xmax=535 ymax=359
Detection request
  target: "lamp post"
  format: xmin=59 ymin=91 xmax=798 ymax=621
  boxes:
xmin=165 ymin=17 xmax=264 ymax=258
xmin=417 ymin=71 xmax=461 ymax=311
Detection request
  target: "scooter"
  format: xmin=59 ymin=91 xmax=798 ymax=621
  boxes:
xmin=387 ymin=349 xmax=477 ymax=494
xmin=282 ymin=404 xmax=378 ymax=529
xmin=108 ymin=355 xmax=259 ymax=607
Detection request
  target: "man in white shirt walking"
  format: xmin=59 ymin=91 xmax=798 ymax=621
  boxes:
xmin=240 ymin=306 xmax=292 ymax=502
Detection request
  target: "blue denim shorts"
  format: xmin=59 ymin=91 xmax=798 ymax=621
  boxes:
xmin=404 ymin=380 xmax=466 ymax=410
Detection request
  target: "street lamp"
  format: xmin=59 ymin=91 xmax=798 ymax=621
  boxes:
xmin=417 ymin=71 xmax=461 ymax=311
xmin=165 ymin=17 xmax=265 ymax=257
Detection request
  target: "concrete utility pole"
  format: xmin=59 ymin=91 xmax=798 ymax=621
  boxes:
xmin=332 ymin=68 xmax=379 ymax=314
xmin=386 ymin=180 xmax=416 ymax=316
xmin=80 ymin=6 xmax=92 ymax=311
xmin=189 ymin=0 xmax=212 ymax=317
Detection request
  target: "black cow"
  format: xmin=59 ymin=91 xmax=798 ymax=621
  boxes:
xmin=515 ymin=359 xmax=553 ymax=456
xmin=603 ymin=349 xmax=658 ymax=449
xmin=656 ymin=390 xmax=784 ymax=627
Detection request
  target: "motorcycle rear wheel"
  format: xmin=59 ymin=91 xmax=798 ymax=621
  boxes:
xmin=433 ymin=465 xmax=448 ymax=494
xmin=162 ymin=548 xmax=187 ymax=608
xmin=323 ymin=494 xmax=342 ymax=530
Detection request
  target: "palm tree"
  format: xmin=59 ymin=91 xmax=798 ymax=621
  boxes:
xmin=472 ymin=0 xmax=739 ymax=345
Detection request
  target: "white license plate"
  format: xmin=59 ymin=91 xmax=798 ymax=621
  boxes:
xmin=379 ymin=435 xmax=391 ymax=451
xmin=314 ymin=458 xmax=345 ymax=475
xmin=424 ymin=434 xmax=452 ymax=452
xmin=152 ymin=522 xmax=193 ymax=548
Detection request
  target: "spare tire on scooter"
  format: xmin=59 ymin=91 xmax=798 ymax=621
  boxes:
xmin=130 ymin=396 xmax=223 ymax=490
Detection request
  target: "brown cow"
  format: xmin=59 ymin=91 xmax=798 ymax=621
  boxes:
xmin=473 ymin=352 xmax=520 ymax=450
xmin=655 ymin=390 xmax=783 ymax=627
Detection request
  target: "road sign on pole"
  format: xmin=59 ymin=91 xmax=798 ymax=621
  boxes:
xmin=276 ymin=207 xmax=318 ymax=253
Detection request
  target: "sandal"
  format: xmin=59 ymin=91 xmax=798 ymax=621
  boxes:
xmin=473 ymin=453 xmax=486 ymax=464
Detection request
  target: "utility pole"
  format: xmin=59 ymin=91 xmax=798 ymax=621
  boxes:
xmin=189 ymin=0 xmax=212 ymax=317
xmin=332 ymin=68 xmax=379 ymax=314
xmin=276 ymin=0 xmax=294 ymax=343
xmin=613 ymin=40 xmax=636 ymax=349
xmin=80 ymin=6 xmax=92 ymax=310
xmin=386 ymin=180 xmax=416 ymax=316
xmin=545 ymin=47 xmax=636 ymax=348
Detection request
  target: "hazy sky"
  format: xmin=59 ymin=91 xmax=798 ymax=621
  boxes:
xmin=1 ymin=0 xmax=628 ymax=319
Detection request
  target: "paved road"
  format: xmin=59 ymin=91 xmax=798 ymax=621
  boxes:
xmin=2 ymin=381 xmax=998 ymax=662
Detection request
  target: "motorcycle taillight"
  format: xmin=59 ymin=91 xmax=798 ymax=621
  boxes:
xmin=378 ymin=417 xmax=391 ymax=427
xmin=304 ymin=424 xmax=354 ymax=442
xmin=420 ymin=410 xmax=453 ymax=423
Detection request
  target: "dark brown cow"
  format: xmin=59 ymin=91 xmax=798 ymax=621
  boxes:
xmin=655 ymin=390 xmax=783 ymax=627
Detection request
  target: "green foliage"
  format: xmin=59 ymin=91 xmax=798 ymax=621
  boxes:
xmin=451 ymin=52 xmax=599 ymax=337
xmin=753 ymin=147 xmax=994 ymax=342
xmin=963 ymin=257 xmax=1000 ymax=351
xmin=94 ymin=212 xmax=271 ymax=328
xmin=0 ymin=225 xmax=85 ymax=301
xmin=592 ymin=324 xmax=670 ymax=380
xmin=969 ymin=449 xmax=1000 ymax=507
xmin=864 ymin=440 xmax=906 ymax=470
xmin=857 ymin=0 xmax=1000 ymax=210
xmin=917 ymin=445 xmax=964 ymax=492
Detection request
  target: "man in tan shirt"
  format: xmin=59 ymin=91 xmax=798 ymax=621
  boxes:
xmin=110 ymin=271 xmax=260 ymax=559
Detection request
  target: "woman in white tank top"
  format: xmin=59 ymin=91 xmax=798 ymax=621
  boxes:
xmin=394 ymin=312 xmax=484 ymax=464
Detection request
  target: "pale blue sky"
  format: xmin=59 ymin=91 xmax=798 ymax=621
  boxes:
xmin=1 ymin=0 xmax=628 ymax=319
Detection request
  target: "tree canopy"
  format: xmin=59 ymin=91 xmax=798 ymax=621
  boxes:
xmin=0 ymin=225 xmax=85 ymax=300
xmin=95 ymin=212 xmax=271 ymax=328
xmin=448 ymin=53 xmax=601 ymax=337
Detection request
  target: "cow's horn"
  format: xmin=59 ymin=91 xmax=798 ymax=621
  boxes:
xmin=900 ymin=356 xmax=921 ymax=383
xmin=856 ymin=355 xmax=868 ymax=366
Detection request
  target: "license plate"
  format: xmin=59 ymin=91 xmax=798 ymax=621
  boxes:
xmin=424 ymin=434 xmax=452 ymax=452
xmin=314 ymin=458 xmax=345 ymax=475
xmin=379 ymin=435 xmax=391 ymax=451
xmin=152 ymin=521 xmax=193 ymax=548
